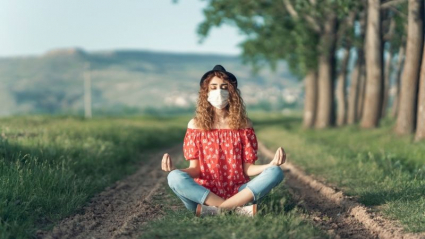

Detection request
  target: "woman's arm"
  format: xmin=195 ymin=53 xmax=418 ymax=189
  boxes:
xmin=162 ymin=153 xmax=201 ymax=177
xmin=178 ymin=159 xmax=201 ymax=178
xmin=242 ymin=119 xmax=271 ymax=177
xmin=243 ymin=162 xmax=272 ymax=177
xmin=243 ymin=147 xmax=286 ymax=177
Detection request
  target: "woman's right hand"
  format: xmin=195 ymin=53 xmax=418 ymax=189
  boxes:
xmin=161 ymin=153 xmax=175 ymax=171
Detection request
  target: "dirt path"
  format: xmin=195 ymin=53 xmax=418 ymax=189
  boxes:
xmin=37 ymin=141 xmax=425 ymax=239
xmin=258 ymin=141 xmax=425 ymax=239
xmin=37 ymin=145 xmax=182 ymax=239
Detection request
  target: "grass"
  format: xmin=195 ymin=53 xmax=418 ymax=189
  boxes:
xmin=137 ymin=112 xmax=332 ymax=239
xmin=141 ymin=188 xmax=327 ymax=239
xmin=0 ymin=115 xmax=189 ymax=239
xmin=4 ymin=112 xmax=422 ymax=238
xmin=251 ymin=113 xmax=425 ymax=233
xmin=139 ymin=155 xmax=328 ymax=239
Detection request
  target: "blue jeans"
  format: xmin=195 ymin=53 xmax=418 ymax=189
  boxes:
xmin=167 ymin=166 xmax=284 ymax=212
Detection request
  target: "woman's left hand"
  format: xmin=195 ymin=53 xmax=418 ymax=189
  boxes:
xmin=269 ymin=147 xmax=286 ymax=166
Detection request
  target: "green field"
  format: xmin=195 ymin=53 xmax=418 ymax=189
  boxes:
xmin=252 ymin=113 xmax=425 ymax=232
xmin=0 ymin=115 xmax=188 ymax=239
xmin=1 ymin=113 xmax=424 ymax=238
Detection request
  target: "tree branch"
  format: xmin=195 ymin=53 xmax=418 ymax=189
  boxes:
xmin=381 ymin=0 xmax=407 ymax=9
xmin=388 ymin=6 xmax=407 ymax=18
xmin=283 ymin=0 xmax=321 ymax=32
xmin=305 ymin=15 xmax=322 ymax=32
xmin=283 ymin=0 xmax=299 ymax=20
xmin=383 ymin=17 xmax=396 ymax=41
xmin=336 ymin=11 xmax=356 ymax=46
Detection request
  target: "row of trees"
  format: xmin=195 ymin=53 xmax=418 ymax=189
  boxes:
xmin=195 ymin=0 xmax=425 ymax=141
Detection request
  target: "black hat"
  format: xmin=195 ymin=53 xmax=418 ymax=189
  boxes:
xmin=200 ymin=65 xmax=238 ymax=88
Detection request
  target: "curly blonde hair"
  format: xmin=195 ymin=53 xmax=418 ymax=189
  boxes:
xmin=193 ymin=71 xmax=249 ymax=130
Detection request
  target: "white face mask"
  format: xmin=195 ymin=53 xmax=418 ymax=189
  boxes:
xmin=207 ymin=89 xmax=229 ymax=109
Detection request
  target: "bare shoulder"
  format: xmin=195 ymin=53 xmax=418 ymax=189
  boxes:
xmin=188 ymin=118 xmax=199 ymax=129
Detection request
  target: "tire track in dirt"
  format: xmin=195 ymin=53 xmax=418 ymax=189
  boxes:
xmin=258 ymin=141 xmax=425 ymax=239
xmin=37 ymin=140 xmax=425 ymax=239
xmin=37 ymin=145 xmax=182 ymax=239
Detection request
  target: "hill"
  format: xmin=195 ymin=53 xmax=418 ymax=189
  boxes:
xmin=0 ymin=48 xmax=301 ymax=116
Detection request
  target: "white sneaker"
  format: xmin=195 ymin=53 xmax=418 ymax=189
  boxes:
xmin=195 ymin=204 xmax=220 ymax=217
xmin=234 ymin=204 xmax=257 ymax=217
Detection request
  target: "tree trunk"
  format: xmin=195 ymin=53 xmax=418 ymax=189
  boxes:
xmin=381 ymin=49 xmax=393 ymax=118
xmin=395 ymin=0 xmax=424 ymax=135
xmin=391 ymin=45 xmax=405 ymax=118
xmin=415 ymin=44 xmax=425 ymax=141
xmin=347 ymin=49 xmax=364 ymax=124
xmin=348 ymin=10 xmax=366 ymax=125
xmin=336 ymin=46 xmax=350 ymax=126
xmin=315 ymin=16 xmax=338 ymax=129
xmin=361 ymin=0 xmax=383 ymax=128
xmin=357 ymin=65 xmax=367 ymax=120
xmin=303 ymin=70 xmax=318 ymax=128
xmin=382 ymin=17 xmax=396 ymax=118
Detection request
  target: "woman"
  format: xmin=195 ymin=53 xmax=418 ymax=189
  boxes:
xmin=161 ymin=65 xmax=286 ymax=217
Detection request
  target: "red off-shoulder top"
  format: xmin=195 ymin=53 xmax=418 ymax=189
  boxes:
xmin=182 ymin=127 xmax=258 ymax=199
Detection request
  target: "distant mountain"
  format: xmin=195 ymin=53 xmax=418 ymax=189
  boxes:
xmin=0 ymin=48 xmax=302 ymax=116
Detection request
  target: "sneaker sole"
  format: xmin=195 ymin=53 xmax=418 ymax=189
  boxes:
xmin=195 ymin=204 xmax=202 ymax=217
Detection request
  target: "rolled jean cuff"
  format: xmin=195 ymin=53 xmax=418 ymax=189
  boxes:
xmin=245 ymin=185 xmax=258 ymax=202
xmin=200 ymin=188 xmax=211 ymax=205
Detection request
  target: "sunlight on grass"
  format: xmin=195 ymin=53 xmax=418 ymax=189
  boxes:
xmin=0 ymin=115 xmax=190 ymax=239
xmin=140 ymin=182 xmax=328 ymax=239
xmin=251 ymin=113 xmax=425 ymax=232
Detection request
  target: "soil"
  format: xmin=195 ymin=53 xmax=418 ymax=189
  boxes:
xmin=258 ymin=141 xmax=425 ymax=239
xmin=37 ymin=142 xmax=425 ymax=239
xmin=37 ymin=145 xmax=182 ymax=239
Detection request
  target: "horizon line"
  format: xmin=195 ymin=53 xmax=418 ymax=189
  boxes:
xmin=0 ymin=47 xmax=241 ymax=59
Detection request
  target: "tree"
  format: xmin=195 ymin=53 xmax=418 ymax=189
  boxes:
xmin=347 ymin=52 xmax=364 ymax=124
xmin=416 ymin=47 xmax=425 ymax=141
xmin=281 ymin=0 xmax=339 ymax=129
xmin=195 ymin=0 xmax=364 ymax=129
xmin=282 ymin=0 xmax=359 ymax=129
xmin=357 ymin=66 xmax=367 ymax=119
xmin=336 ymin=46 xmax=350 ymax=126
xmin=415 ymin=0 xmax=425 ymax=142
xmin=336 ymin=12 xmax=356 ymax=126
xmin=390 ymin=45 xmax=406 ymax=118
xmin=381 ymin=0 xmax=408 ymax=118
xmin=361 ymin=0 xmax=384 ymax=128
xmin=347 ymin=9 xmax=367 ymax=125
xmin=303 ymin=71 xmax=318 ymax=128
xmin=196 ymin=0 xmax=323 ymax=128
xmin=315 ymin=15 xmax=338 ymax=128
xmin=381 ymin=16 xmax=396 ymax=118
xmin=395 ymin=0 xmax=423 ymax=135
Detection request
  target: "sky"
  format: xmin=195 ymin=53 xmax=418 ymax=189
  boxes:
xmin=0 ymin=0 xmax=245 ymax=57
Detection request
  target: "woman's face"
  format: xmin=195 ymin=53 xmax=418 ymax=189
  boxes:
xmin=208 ymin=76 xmax=229 ymax=92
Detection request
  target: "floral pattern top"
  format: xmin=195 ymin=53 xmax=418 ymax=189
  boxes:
xmin=183 ymin=127 xmax=258 ymax=199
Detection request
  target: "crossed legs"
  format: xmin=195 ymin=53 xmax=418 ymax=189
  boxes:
xmin=167 ymin=166 xmax=284 ymax=212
